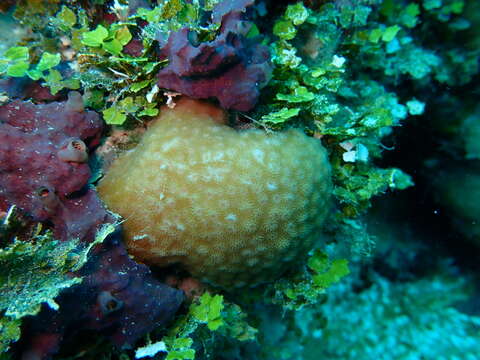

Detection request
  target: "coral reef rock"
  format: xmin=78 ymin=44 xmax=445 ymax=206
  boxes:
xmin=98 ymin=98 xmax=332 ymax=287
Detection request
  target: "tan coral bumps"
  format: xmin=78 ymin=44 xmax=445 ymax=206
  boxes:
xmin=98 ymin=99 xmax=332 ymax=287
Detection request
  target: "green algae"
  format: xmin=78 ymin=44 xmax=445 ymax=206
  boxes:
xmin=0 ymin=214 xmax=114 ymax=353
xmin=146 ymin=292 xmax=257 ymax=360
xmin=256 ymin=1 xmax=416 ymax=234
xmin=270 ymin=250 xmax=350 ymax=310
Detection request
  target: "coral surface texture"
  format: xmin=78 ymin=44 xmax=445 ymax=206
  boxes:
xmin=98 ymin=98 xmax=332 ymax=287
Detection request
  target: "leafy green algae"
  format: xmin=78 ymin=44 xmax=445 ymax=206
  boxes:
xmin=256 ymin=1 xmax=416 ymax=230
xmin=149 ymin=292 xmax=256 ymax=360
xmin=270 ymin=250 xmax=350 ymax=310
xmin=0 ymin=213 xmax=114 ymax=353
xmin=0 ymin=235 xmax=83 ymax=318
xmin=0 ymin=46 xmax=71 ymax=90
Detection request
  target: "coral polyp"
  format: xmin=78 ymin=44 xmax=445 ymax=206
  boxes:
xmin=98 ymin=98 xmax=332 ymax=287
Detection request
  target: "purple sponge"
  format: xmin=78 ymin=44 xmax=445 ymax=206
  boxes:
xmin=0 ymin=92 xmax=105 ymax=241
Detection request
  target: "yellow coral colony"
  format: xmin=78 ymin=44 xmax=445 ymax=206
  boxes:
xmin=98 ymin=98 xmax=332 ymax=287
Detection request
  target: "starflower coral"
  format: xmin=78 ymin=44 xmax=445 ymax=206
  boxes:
xmin=98 ymin=98 xmax=332 ymax=287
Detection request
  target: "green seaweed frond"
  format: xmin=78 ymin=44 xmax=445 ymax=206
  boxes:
xmin=256 ymin=2 xmax=416 ymax=225
xmin=146 ymin=292 xmax=256 ymax=360
xmin=0 ymin=221 xmax=115 ymax=353
xmin=0 ymin=46 xmax=78 ymax=94
xmin=269 ymin=250 xmax=350 ymax=310
xmin=71 ymin=0 xmax=223 ymax=126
